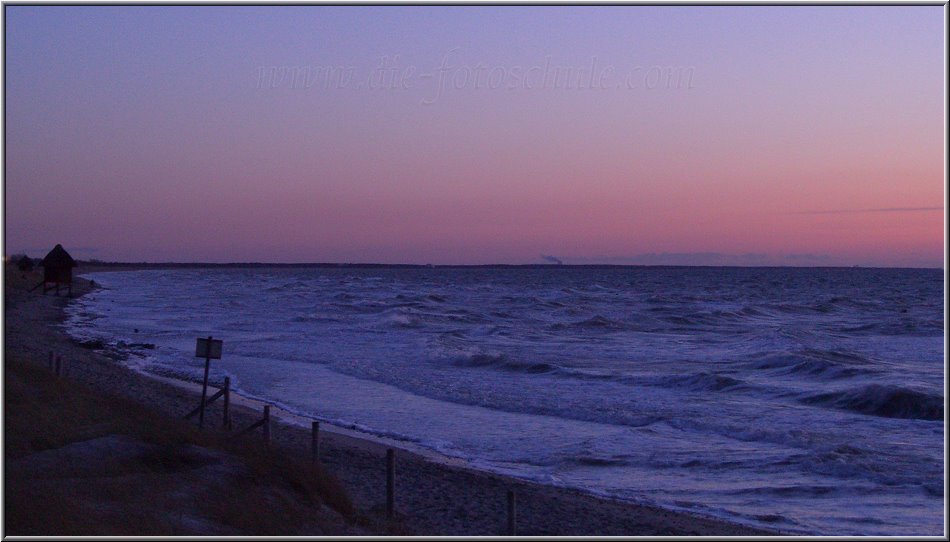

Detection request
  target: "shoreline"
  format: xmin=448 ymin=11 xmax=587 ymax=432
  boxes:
xmin=7 ymin=267 xmax=783 ymax=535
xmin=119 ymin=361 xmax=477 ymax=471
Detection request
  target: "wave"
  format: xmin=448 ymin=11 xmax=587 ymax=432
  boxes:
xmin=291 ymin=313 xmax=341 ymax=323
xmin=574 ymin=315 xmax=627 ymax=329
xmin=800 ymin=385 xmax=943 ymax=421
xmin=836 ymin=319 xmax=944 ymax=337
xmin=648 ymin=309 xmax=763 ymax=331
xmin=776 ymin=444 xmax=886 ymax=483
xmin=748 ymin=349 xmax=875 ymax=380
xmin=388 ymin=312 xmax=423 ymax=328
xmin=446 ymin=353 xmax=752 ymax=396
xmin=659 ymin=372 xmax=748 ymax=392
xmin=550 ymin=315 xmax=632 ymax=332
xmin=644 ymin=294 xmax=703 ymax=304
xmin=728 ymin=484 xmax=842 ymax=497
xmin=265 ymin=280 xmax=311 ymax=292
xmin=826 ymin=296 xmax=881 ymax=309
xmin=450 ymin=352 xmax=559 ymax=374
xmin=330 ymin=300 xmax=392 ymax=314
xmin=117 ymin=340 xmax=156 ymax=350
xmin=761 ymin=302 xmax=830 ymax=315
xmin=736 ymin=306 xmax=770 ymax=318
xmin=565 ymin=455 xmax=630 ymax=468
xmin=449 ymin=352 xmax=507 ymax=368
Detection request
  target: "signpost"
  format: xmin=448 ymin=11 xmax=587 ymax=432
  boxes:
xmin=196 ymin=336 xmax=223 ymax=429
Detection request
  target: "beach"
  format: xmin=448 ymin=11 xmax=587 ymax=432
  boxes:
xmin=2 ymin=264 xmax=781 ymax=536
xmin=6 ymin=4 xmax=944 ymax=537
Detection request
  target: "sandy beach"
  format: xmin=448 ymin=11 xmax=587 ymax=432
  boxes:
xmin=3 ymin=264 xmax=780 ymax=536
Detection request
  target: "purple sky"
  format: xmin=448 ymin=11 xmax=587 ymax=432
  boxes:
xmin=3 ymin=6 xmax=945 ymax=266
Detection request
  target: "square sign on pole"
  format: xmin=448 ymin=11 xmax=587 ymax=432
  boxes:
xmin=195 ymin=336 xmax=223 ymax=429
xmin=196 ymin=338 xmax=223 ymax=359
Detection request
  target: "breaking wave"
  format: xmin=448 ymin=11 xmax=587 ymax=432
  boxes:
xmin=749 ymin=349 xmax=876 ymax=380
xmin=800 ymin=385 xmax=943 ymax=421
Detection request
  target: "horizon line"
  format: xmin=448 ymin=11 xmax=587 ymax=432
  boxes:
xmin=60 ymin=260 xmax=945 ymax=271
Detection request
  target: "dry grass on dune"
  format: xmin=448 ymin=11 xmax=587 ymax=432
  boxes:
xmin=3 ymin=355 xmax=358 ymax=536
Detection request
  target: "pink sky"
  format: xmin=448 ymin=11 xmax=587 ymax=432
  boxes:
xmin=3 ymin=6 xmax=945 ymax=266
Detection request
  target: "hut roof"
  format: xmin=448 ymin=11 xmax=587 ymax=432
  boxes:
xmin=41 ymin=244 xmax=77 ymax=269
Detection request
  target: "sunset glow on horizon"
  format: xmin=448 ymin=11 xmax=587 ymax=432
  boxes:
xmin=3 ymin=5 xmax=945 ymax=267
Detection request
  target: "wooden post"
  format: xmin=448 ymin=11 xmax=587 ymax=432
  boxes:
xmin=386 ymin=448 xmax=395 ymax=519
xmin=263 ymin=405 xmax=271 ymax=444
xmin=48 ymin=351 xmax=54 ymax=372
xmin=55 ymin=355 xmax=62 ymax=377
xmin=222 ymin=377 xmax=231 ymax=429
xmin=311 ymin=421 xmax=320 ymax=464
xmin=198 ymin=335 xmax=213 ymax=430
xmin=507 ymin=490 xmax=516 ymax=536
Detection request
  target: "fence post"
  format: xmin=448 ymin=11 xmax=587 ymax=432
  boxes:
xmin=311 ymin=421 xmax=320 ymax=464
xmin=386 ymin=448 xmax=395 ymax=519
xmin=507 ymin=489 xmax=516 ymax=536
xmin=222 ymin=377 xmax=231 ymax=429
xmin=263 ymin=405 xmax=271 ymax=444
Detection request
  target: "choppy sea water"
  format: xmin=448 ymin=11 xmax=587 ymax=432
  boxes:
xmin=65 ymin=266 xmax=944 ymax=535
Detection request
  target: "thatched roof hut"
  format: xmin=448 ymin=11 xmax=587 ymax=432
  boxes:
xmin=40 ymin=244 xmax=77 ymax=294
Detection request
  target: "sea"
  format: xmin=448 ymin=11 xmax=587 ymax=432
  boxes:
xmin=63 ymin=266 xmax=945 ymax=535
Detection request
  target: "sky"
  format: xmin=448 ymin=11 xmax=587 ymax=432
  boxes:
xmin=3 ymin=6 xmax=946 ymax=267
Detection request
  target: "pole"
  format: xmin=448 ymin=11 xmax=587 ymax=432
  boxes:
xmin=507 ymin=490 xmax=516 ymax=536
xmin=311 ymin=421 xmax=320 ymax=464
xmin=222 ymin=377 xmax=231 ymax=429
xmin=198 ymin=335 xmax=212 ymax=430
xmin=263 ymin=405 xmax=271 ymax=444
xmin=386 ymin=448 xmax=395 ymax=519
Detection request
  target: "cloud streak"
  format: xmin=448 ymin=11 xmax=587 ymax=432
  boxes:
xmin=797 ymin=207 xmax=943 ymax=215
xmin=566 ymin=252 xmax=942 ymax=268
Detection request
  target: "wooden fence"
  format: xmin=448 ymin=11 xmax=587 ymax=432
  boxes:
xmin=45 ymin=350 xmax=519 ymax=535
